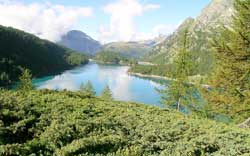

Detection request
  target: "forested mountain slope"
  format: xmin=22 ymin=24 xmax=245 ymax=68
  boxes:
xmin=0 ymin=25 xmax=88 ymax=87
xmin=145 ymin=0 xmax=234 ymax=75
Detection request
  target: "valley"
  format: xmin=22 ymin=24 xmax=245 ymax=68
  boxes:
xmin=0 ymin=0 xmax=250 ymax=155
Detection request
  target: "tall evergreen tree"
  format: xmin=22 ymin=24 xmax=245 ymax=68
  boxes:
xmin=207 ymin=0 xmax=250 ymax=121
xmin=80 ymin=81 xmax=96 ymax=97
xmin=17 ymin=69 xmax=33 ymax=91
xmin=101 ymin=85 xmax=113 ymax=100
xmin=159 ymin=30 xmax=195 ymax=111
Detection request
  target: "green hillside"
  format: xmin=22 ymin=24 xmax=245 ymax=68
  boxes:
xmin=100 ymin=41 xmax=152 ymax=59
xmin=1 ymin=89 xmax=250 ymax=156
xmin=0 ymin=25 xmax=88 ymax=87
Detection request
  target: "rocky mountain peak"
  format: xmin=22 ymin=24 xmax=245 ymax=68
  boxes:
xmin=194 ymin=0 xmax=234 ymax=28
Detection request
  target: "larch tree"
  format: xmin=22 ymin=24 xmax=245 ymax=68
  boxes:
xmin=159 ymin=29 xmax=195 ymax=111
xmin=206 ymin=0 xmax=250 ymax=122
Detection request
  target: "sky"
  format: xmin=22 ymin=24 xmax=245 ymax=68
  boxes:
xmin=0 ymin=0 xmax=211 ymax=43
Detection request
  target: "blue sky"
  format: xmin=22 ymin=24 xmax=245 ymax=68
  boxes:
xmin=0 ymin=0 xmax=211 ymax=43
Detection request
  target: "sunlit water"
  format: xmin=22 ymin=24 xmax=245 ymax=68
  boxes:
xmin=33 ymin=63 xmax=165 ymax=106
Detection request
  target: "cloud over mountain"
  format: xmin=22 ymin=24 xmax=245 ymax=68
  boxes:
xmin=0 ymin=1 xmax=93 ymax=41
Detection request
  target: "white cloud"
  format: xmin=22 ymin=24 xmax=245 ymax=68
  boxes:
xmin=98 ymin=0 xmax=160 ymax=43
xmin=0 ymin=1 xmax=93 ymax=41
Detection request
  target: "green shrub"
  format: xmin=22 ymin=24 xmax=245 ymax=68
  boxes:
xmin=0 ymin=90 xmax=250 ymax=155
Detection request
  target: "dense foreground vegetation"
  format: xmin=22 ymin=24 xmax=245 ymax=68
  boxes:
xmin=0 ymin=25 xmax=88 ymax=87
xmin=1 ymin=89 xmax=250 ymax=156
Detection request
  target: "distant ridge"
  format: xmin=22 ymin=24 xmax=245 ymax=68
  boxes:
xmin=99 ymin=41 xmax=153 ymax=59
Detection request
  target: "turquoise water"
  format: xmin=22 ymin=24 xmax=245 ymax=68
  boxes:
xmin=33 ymin=63 xmax=164 ymax=106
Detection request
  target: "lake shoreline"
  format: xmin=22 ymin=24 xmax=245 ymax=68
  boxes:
xmin=128 ymin=71 xmax=211 ymax=89
xmin=89 ymin=62 xmax=211 ymax=89
xmin=89 ymin=60 xmax=167 ymax=80
xmin=127 ymin=72 xmax=171 ymax=81
xmin=90 ymin=59 xmax=133 ymax=66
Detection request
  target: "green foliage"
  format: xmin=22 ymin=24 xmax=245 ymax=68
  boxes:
xmin=100 ymin=85 xmax=113 ymax=100
xmin=65 ymin=52 xmax=89 ymax=66
xmin=0 ymin=89 xmax=250 ymax=155
xmin=159 ymin=30 xmax=197 ymax=111
xmin=94 ymin=51 xmax=137 ymax=65
xmin=0 ymin=25 xmax=88 ymax=87
xmin=17 ymin=69 xmax=34 ymax=91
xmin=205 ymin=0 xmax=250 ymax=123
xmin=80 ymin=81 xmax=96 ymax=97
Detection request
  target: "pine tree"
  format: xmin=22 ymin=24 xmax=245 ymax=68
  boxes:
xmin=17 ymin=69 xmax=33 ymax=91
xmin=80 ymin=81 xmax=96 ymax=97
xmin=101 ymin=85 xmax=113 ymax=100
xmin=207 ymin=0 xmax=250 ymax=121
xmin=159 ymin=30 xmax=195 ymax=111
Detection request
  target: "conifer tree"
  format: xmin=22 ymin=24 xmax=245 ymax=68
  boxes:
xmin=207 ymin=0 xmax=250 ymax=121
xmin=17 ymin=69 xmax=33 ymax=91
xmin=101 ymin=85 xmax=113 ymax=100
xmin=159 ymin=30 xmax=195 ymax=111
xmin=80 ymin=81 xmax=96 ymax=97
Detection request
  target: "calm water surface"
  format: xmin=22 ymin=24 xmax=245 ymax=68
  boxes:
xmin=33 ymin=63 xmax=164 ymax=106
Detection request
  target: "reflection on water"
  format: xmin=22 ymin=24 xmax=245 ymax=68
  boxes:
xmin=34 ymin=63 xmax=164 ymax=106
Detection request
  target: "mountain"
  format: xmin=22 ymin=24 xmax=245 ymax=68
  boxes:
xmin=58 ymin=30 xmax=102 ymax=55
xmin=100 ymin=41 xmax=153 ymax=59
xmin=0 ymin=25 xmax=88 ymax=87
xmin=145 ymin=17 xmax=195 ymax=64
xmin=194 ymin=0 xmax=234 ymax=28
xmin=145 ymin=0 xmax=234 ymax=75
